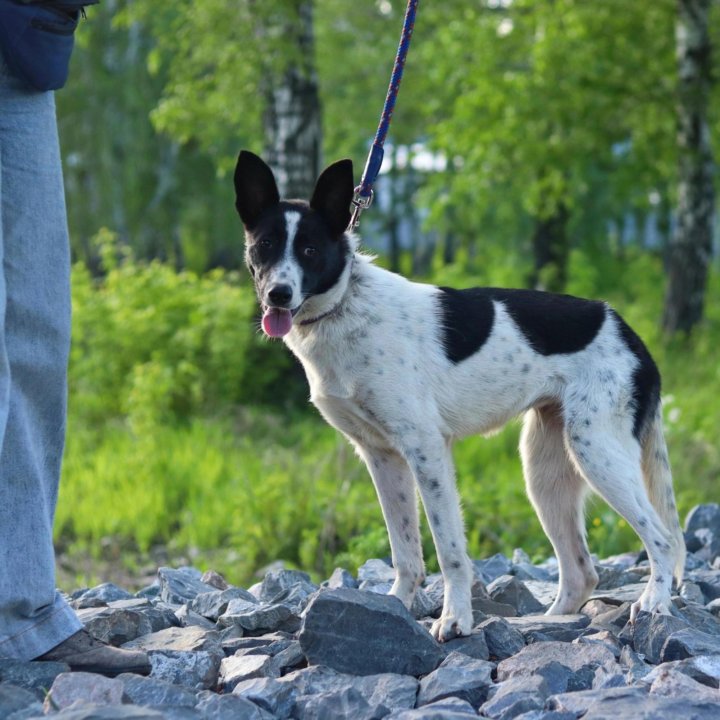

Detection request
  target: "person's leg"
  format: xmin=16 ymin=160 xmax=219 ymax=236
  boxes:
xmin=0 ymin=60 xmax=82 ymax=660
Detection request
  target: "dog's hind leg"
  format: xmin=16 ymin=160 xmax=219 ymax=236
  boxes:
xmin=520 ymin=404 xmax=599 ymax=615
xmin=356 ymin=446 xmax=425 ymax=607
xmin=563 ymin=406 xmax=676 ymax=622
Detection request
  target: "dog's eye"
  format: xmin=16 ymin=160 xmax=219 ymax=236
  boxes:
xmin=303 ymin=246 xmax=317 ymax=258
xmin=259 ymin=238 xmax=272 ymax=249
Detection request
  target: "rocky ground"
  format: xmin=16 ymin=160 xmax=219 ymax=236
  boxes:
xmin=2 ymin=505 xmax=720 ymax=719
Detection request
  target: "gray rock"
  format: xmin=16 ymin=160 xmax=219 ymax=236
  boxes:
xmin=390 ymin=697 xmax=477 ymax=719
xmin=416 ymin=651 xmax=494 ymax=708
xmin=522 ymin=581 xmax=560 ymax=608
xmin=42 ymin=705 xmax=165 ymax=720
xmin=647 ymin=666 xmax=720 ymax=700
xmin=661 ymin=626 xmax=720 ymax=661
xmin=195 ymin=692 xmax=274 ymax=720
xmin=257 ymin=569 xmax=318 ymax=603
xmin=0 ymin=683 xmax=40 ymax=717
xmin=200 ymin=570 xmax=231 ymax=591
xmin=219 ymin=654 xmax=275 ymax=690
xmin=706 ymin=598 xmax=720 ymax=616
xmin=157 ymin=567 xmax=217 ymax=605
xmin=410 ymin=587 xmax=437 ymax=620
xmin=72 ymin=583 xmax=134 ymax=609
xmin=480 ymin=674 xmax=549 ymax=720
xmin=677 ymin=602 xmax=720 ymax=636
xmin=575 ymin=630 xmax=623 ymax=659
xmin=497 ymin=640 xmax=618 ymax=692
xmin=268 ymin=642 xmax=306 ymax=675
xmin=131 ymin=603 xmax=179 ymax=634
xmin=488 ymin=575 xmax=545 ymax=615
xmin=233 ymin=677 xmax=296 ymax=719
xmin=174 ymin=605 xmax=216 ymax=630
xmin=680 ymin=581 xmax=708 ymax=605
xmin=589 ymin=603 xmax=631 ymax=634
xmin=589 ymin=583 xmax=649 ymax=605
xmin=78 ymin=606 xmax=154 ymax=646
xmin=135 ymin=584 xmax=161 ymax=602
xmin=190 ymin=588 xmax=256 ymax=621
xmin=474 ymin=553 xmax=513 ymax=584
xmin=3 ymin=700 xmax=44 ymax=720
xmin=625 ymin=611 xmax=690 ymax=664
xmin=510 ymin=712 xmax=576 ymax=720
xmin=582 ymin=693 xmax=720 ymax=720
xmin=581 ymin=599 xmax=617 ymax=619
xmin=123 ymin=626 xmax=222 ymax=657
xmin=442 ymin=630 xmax=490 ymax=660
xmin=142 ymin=708 xmax=202 ymax=720
xmin=116 ymin=674 xmax=197 ymax=707
xmin=293 ymin=687 xmax=379 ymax=720
xmin=321 ymin=568 xmax=358 ymax=590
xmin=476 ymin=616 xmax=525 ymax=660
xmin=546 ymin=686 xmax=648 ymax=715
xmin=685 ymin=504 xmax=720 ymax=535
xmin=357 ymin=559 xmax=395 ymax=585
xmin=147 ymin=650 xmax=221 ymax=690
xmin=278 ymin=664 xmax=418 ymax=715
xmin=44 ymin=672 xmax=126 ymax=712
xmin=299 ymin=588 xmax=443 ymax=676
xmin=0 ymin=659 xmax=70 ymax=697
xmin=687 ymin=570 xmax=720 ymax=601
xmin=504 ymin=614 xmax=590 ymax=643
xmin=618 ymin=645 xmax=652 ymax=683
xmin=513 ymin=563 xmax=552 ymax=582
xmin=641 ymin=654 xmax=720 ymax=689
xmin=217 ymin=599 xmax=298 ymax=634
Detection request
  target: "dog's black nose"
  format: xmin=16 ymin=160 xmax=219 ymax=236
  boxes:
xmin=267 ymin=284 xmax=293 ymax=307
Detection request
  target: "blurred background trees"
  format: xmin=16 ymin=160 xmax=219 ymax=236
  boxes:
xmin=55 ymin=0 xmax=720 ymax=586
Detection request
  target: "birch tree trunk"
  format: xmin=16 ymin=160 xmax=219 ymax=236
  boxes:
xmin=263 ymin=1 xmax=322 ymax=199
xmin=662 ymin=0 xmax=715 ymax=335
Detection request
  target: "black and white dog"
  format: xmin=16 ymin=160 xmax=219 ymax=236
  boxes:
xmin=234 ymin=151 xmax=685 ymax=641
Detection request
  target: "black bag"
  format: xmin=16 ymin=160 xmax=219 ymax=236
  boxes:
xmin=0 ymin=1 xmax=99 ymax=91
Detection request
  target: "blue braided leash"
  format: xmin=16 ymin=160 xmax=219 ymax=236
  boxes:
xmin=349 ymin=0 xmax=419 ymax=231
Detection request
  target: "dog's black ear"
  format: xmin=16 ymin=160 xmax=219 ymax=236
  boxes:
xmin=234 ymin=151 xmax=280 ymax=229
xmin=310 ymin=159 xmax=354 ymax=236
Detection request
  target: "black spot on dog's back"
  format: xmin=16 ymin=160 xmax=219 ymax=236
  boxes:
xmin=437 ymin=288 xmax=495 ymax=363
xmin=437 ymin=286 xmax=606 ymax=363
xmin=490 ymin=288 xmax=606 ymax=356
xmin=611 ymin=309 xmax=661 ymax=439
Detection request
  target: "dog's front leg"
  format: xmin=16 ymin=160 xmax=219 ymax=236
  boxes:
xmin=356 ymin=446 xmax=425 ymax=607
xmin=400 ymin=434 xmax=473 ymax=642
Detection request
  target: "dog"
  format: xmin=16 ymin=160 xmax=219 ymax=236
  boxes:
xmin=233 ymin=150 xmax=685 ymax=641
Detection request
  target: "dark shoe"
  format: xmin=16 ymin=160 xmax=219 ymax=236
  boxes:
xmin=35 ymin=629 xmax=151 ymax=677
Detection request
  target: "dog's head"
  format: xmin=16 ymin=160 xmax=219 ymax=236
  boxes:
xmin=234 ymin=151 xmax=355 ymax=338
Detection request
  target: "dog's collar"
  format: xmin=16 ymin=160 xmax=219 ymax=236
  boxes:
xmin=298 ymin=304 xmax=342 ymax=328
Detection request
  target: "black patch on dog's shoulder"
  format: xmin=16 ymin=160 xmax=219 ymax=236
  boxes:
xmin=437 ymin=288 xmax=495 ymax=363
xmin=436 ymin=287 xmax=606 ymax=363
xmin=489 ymin=289 xmax=607 ymax=356
xmin=610 ymin=309 xmax=661 ymax=439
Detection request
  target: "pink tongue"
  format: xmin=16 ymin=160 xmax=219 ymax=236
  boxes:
xmin=262 ymin=308 xmax=293 ymax=338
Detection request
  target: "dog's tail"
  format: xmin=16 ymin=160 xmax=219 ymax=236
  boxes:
xmin=641 ymin=406 xmax=685 ymax=586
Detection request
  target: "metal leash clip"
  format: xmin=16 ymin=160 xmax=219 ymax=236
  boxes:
xmin=349 ymin=188 xmax=374 ymax=231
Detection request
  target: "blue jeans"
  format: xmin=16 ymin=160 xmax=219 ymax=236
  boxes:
xmin=0 ymin=57 xmax=82 ymax=659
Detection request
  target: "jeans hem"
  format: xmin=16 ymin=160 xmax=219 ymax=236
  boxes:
xmin=0 ymin=593 xmax=83 ymax=661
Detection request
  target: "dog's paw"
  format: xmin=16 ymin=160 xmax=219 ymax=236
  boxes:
xmin=430 ymin=612 xmax=473 ymax=643
xmin=629 ymin=593 xmax=673 ymax=624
